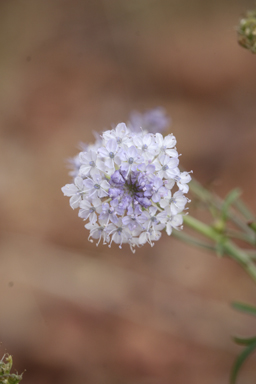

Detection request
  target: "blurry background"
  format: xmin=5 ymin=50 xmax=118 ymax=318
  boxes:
xmin=0 ymin=0 xmax=256 ymax=383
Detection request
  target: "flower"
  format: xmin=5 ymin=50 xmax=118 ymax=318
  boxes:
xmin=129 ymin=107 xmax=171 ymax=133
xmin=62 ymin=113 xmax=191 ymax=252
xmin=61 ymin=176 xmax=86 ymax=209
xmin=79 ymin=150 xmax=105 ymax=177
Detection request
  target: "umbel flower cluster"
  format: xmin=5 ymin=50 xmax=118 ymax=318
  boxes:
xmin=62 ymin=110 xmax=191 ymax=252
xmin=237 ymin=9 xmax=256 ymax=54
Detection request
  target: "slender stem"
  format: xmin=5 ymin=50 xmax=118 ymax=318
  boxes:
xmin=172 ymin=230 xmax=216 ymax=251
xmin=234 ymin=199 xmax=255 ymax=221
xmin=245 ymin=250 xmax=256 ymax=260
xmin=183 ymin=215 xmax=222 ymax=242
xmin=226 ymin=229 xmax=256 ymax=246
xmin=183 ymin=215 xmax=256 ymax=283
xmin=224 ymin=242 xmax=256 ymax=282
xmin=189 ymin=179 xmax=253 ymax=235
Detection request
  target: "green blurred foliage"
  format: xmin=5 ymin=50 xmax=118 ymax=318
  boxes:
xmin=0 ymin=355 xmax=23 ymax=384
xmin=237 ymin=10 xmax=256 ymax=53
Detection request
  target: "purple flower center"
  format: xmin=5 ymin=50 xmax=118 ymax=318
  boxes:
xmin=109 ymin=169 xmax=154 ymax=209
xmin=109 ymin=152 xmax=115 ymax=158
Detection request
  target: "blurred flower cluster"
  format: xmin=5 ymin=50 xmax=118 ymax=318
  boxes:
xmin=0 ymin=355 xmax=23 ymax=384
xmin=128 ymin=107 xmax=171 ymax=133
xmin=237 ymin=10 xmax=256 ymax=53
xmin=62 ymin=109 xmax=191 ymax=251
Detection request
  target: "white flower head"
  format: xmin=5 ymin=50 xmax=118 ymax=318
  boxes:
xmin=62 ymin=111 xmax=191 ymax=251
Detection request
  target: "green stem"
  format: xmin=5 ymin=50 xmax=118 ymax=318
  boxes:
xmin=183 ymin=215 xmax=221 ymax=242
xmin=172 ymin=230 xmax=216 ymax=252
xmin=234 ymin=199 xmax=255 ymax=221
xmin=189 ymin=179 xmax=253 ymax=235
xmin=183 ymin=215 xmax=256 ymax=283
xmin=245 ymin=250 xmax=256 ymax=260
xmin=226 ymin=229 xmax=256 ymax=246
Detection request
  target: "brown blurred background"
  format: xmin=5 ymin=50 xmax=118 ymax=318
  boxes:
xmin=0 ymin=0 xmax=256 ymax=383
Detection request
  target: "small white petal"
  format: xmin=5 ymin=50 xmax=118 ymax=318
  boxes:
xmin=177 ymin=183 xmax=189 ymax=193
xmin=163 ymin=134 xmax=176 ymax=148
xmin=155 ymin=133 xmax=164 ymax=146
xmin=106 ymin=139 xmax=118 ymax=153
xmin=166 ymin=223 xmax=172 ymax=235
xmin=75 ymin=176 xmax=84 ymax=190
xmin=166 ymin=149 xmax=178 ymax=157
xmin=100 ymin=180 xmax=110 ymax=190
xmin=61 ymin=184 xmax=78 ymax=196
xmin=70 ymin=195 xmax=81 ymax=209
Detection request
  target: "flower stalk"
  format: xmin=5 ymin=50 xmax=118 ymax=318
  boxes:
xmin=182 ymin=208 xmax=256 ymax=283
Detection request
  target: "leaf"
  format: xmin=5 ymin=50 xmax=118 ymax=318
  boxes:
xmin=248 ymin=221 xmax=256 ymax=233
xmin=232 ymin=302 xmax=256 ymax=317
xmin=216 ymin=242 xmax=225 ymax=257
xmin=222 ymin=189 xmax=242 ymax=221
xmin=172 ymin=230 xmax=216 ymax=251
xmin=233 ymin=336 xmax=256 ymax=346
xmin=234 ymin=199 xmax=255 ymax=221
xmin=230 ymin=340 xmax=256 ymax=384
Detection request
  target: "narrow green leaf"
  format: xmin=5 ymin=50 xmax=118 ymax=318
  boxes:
xmin=222 ymin=189 xmax=242 ymax=221
xmin=226 ymin=230 xmax=255 ymax=246
xmin=233 ymin=336 xmax=256 ymax=345
xmin=245 ymin=250 xmax=256 ymax=260
xmin=234 ymin=199 xmax=255 ymax=221
xmin=188 ymin=177 xmax=253 ymax=235
xmin=232 ymin=302 xmax=256 ymax=317
xmin=248 ymin=221 xmax=256 ymax=233
xmin=216 ymin=242 xmax=225 ymax=257
xmin=172 ymin=230 xmax=216 ymax=252
xmin=230 ymin=341 xmax=256 ymax=384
